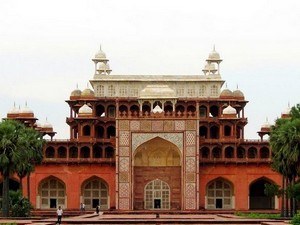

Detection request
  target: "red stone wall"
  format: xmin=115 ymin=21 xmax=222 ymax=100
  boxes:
xmin=199 ymin=164 xmax=281 ymax=210
xmin=133 ymin=166 xmax=181 ymax=210
xmin=29 ymin=164 xmax=116 ymax=209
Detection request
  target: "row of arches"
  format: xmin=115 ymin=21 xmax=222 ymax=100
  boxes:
xmin=80 ymin=124 xmax=116 ymax=138
xmin=206 ymin=177 xmax=275 ymax=209
xmin=200 ymin=146 xmax=270 ymax=159
xmin=199 ymin=124 xmax=244 ymax=139
xmin=75 ymin=102 xmax=244 ymax=118
xmin=0 ymin=176 xmax=276 ymax=210
xmin=38 ymin=176 xmax=109 ymax=209
xmin=45 ymin=145 xmax=114 ymax=159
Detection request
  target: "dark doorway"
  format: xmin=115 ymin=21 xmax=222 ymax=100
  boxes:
xmin=50 ymin=199 xmax=57 ymax=208
xmin=154 ymin=199 xmax=161 ymax=209
xmin=216 ymin=199 xmax=222 ymax=208
xmin=249 ymin=179 xmax=274 ymax=209
xmin=93 ymin=199 xmax=100 ymax=208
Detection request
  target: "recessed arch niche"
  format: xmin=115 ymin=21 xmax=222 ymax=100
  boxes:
xmin=133 ymin=137 xmax=181 ymax=210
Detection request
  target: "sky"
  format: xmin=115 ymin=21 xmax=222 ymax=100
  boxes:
xmin=0 ymin=0 xmax=299 ymax=139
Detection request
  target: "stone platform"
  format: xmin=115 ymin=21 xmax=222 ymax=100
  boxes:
xmin=0 ymin=212 xmax=290 ymax=225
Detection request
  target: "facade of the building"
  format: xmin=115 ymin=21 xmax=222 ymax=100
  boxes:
xmin=2 ymin=47 xmax=285 ymax=211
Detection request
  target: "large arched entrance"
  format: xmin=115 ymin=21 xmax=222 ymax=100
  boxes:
xmin=133 ymin=137 xmax=181 ymax=210
xmin=81 ymin=177 xmax=109 ymax=210
xmin=206 ymin=178 xmax=234 ymax=209
xmin=249 ymin=178 xmax=275 ymax=209
xmin=39 ymin=177 xmax=66 ymax=209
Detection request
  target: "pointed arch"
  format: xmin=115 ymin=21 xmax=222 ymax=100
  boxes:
xmin=206 ymin=177 xmax=234 ymax=209
xmin=81 ymin=176 xmax=109 ymax=210
xmin=38 ymin=176 xmax=66 ymax=209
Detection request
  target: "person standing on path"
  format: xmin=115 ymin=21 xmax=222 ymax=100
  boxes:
xmin=56 ymin=206 xmax=63 ymax=224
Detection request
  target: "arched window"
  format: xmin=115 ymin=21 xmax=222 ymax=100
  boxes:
xmin=45 ymin=147 xmax=55 ymax=158
xmin=82 ymin=125 xmax=91 ymax=136
xmin=237 ymin=147 xmax=246 ymax=158
xmin=130 ymin=105 xmax=139 ymax=116
xmin=175 ymin=105 xmax=185 ymax=115
xmin=164 ymin=104 xmax=173 ymax=115
xmin=212 ymin=147 xmax=221 ymax=158
xmin=69 ymin=146 xmax=78 ymax=158
xmin=142 ymin=104 xmax=151 ymax=115
xmin=236 ymin=126 xmax=243 ymax=139
xmin=107 ymin=105 xmax=116 ymax=118
xmin=57 ymin=146 xmax=67 ymax=158
xmin=95 ymin=126 xmax=104 ymax=138
xmin=72 ymin=127 xmax=78 ymax=139
xmin=119 ymin=105 xmax=128 ymax=116
xmin=248 ymin=147 xmax=257 ymax=158
xmin=187 ymin=105 xmax=196 ymax=116
xmin=199 ymin=126 xmax=208 ymax=138
xmin=144 ymin=179 xmax=170 ymax=210
xmin=224 ymin=125 xmax=231 ymax=136
xmin=210 ymin=125 xmax=219 ymax=139
xmin=200 ymin=147 xmax=210 ymax=159
xmin=207 ymin=179 xmax=233 ymax=209
xmin=107 ymin=126 xmax=116 ymax=138
xmin=82 ymin=178 xmax=109 ymax=209
xmin=105 ymin=146 xmax=114 ymax=158
xmin=96 ymin=104 xmax=105 ymax=117
xmin=39 ymin=178 xmax=65 ymax=209
xmin=80 ymin=146 xmax=90 ymax=158
xmin=209 ymin=105 xmax=219 ymax=117
xmin=199 ymin=105 xmax=207 ymax=117
xmin=93 ymin=145 xmax=102 ymax=158
xmin=260 ymin=147 xmax=270 ymax=159
xmin=224 ymin=146 xmax=234 ymax=158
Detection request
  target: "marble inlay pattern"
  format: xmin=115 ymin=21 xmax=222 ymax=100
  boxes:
xmin=175 ymin=120 xmax=185 ymax=131
xmin=151 ymin=121 xmax=164 ymax=131
xmin=186 ymin=146 xmax=196 ymax=156
xmin=132 ymin=133 xmax=183 ymax=154
xmin=186 ymin=183 xmax=195 ymax=198
xmin=119 ymin=183 xmax=130 ymax=197
xmin=130 ymin=120 xmax=140 ymax=131
xmin=119 ymin=198 xmax=130 ymax=210
xmin=119 ymin=131 xmax=130 ymax=146
xmin=185 ymin=197 xmax=196 ymax=210
xmin=186 ymin=157 xmax=196 ymax=172
xmin=140 ymin=120 xmax=151 ymax=131
xmin=186 ymin=173 xmax=196 ymax=182
xmin=186 ymin=120 xmax=197 ymax=130
xmin=119 ymin=157 xmax=129 ymax=172
xmin=119 ymin=147 xmax=130 ymax=156
xmin=163 ymin=121 xmax=174 ymax=131
xmin=119 ymin=173 xmax=129 ymax=182
xmin=119 ymin=120 xmax=129 ymax=130
xmin=186 ymin=131 xmax=196 ymax=146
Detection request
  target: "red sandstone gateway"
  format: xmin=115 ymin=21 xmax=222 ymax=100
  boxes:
xmin=1 ymin=47 xmax=284 ymax=211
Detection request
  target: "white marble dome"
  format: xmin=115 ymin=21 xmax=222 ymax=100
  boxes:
xmin=233 ymin=89 xmax=244 ymax=99
xmin=95 ymin=48 xmax=106 ymax=59
xmin=20 ymin=105 xmax=34 ymax=114
xmin=223 ymin=105 xmax=237 ymax=115
xmin=42 ymin=121 xmax=53 ymax=129
xmin=208 ymin=48 xmax=221 ymax=60
xmin=79 ymin=104 xmax=92 ymax=114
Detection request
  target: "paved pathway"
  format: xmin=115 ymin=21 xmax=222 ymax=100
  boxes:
xmin=0 ymin=213 xmax=291 ymax=225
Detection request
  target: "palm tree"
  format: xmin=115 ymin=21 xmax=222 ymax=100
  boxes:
xmin=270 ymin=104 xmax=300 ymax=217
xmin=0 ymin=120 xmax=44 ymax=217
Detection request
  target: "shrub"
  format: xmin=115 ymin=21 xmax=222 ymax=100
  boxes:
xmin=291 ymin=214 xmax=300 ymax=225
xmin=9 ymin=190 xmax=33 ymax=217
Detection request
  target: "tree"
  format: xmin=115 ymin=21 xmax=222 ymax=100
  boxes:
xmin=270 ymin=104 xmax=300 ymax=217
xmin=0 ymin=119 xmax=44 ymax=217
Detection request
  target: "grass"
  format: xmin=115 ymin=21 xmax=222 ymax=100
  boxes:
xmin=235 ymin=212 xmax=281 ymax=219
